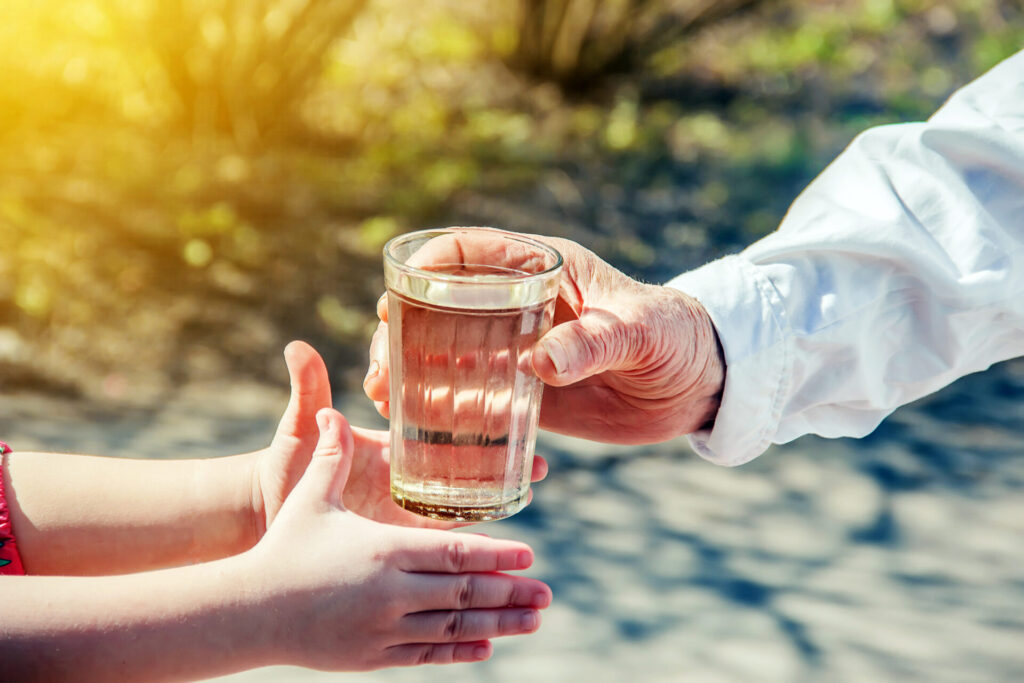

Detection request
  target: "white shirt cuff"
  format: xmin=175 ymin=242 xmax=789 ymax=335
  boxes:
xmin=665 ymin=255 xmax=793 ymax=466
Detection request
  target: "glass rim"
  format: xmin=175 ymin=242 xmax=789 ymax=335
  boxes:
xmin=383 ymin=228 xmax=564 ymax=284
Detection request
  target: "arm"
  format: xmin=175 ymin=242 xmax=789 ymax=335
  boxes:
xmin=1 ymin=340 xmax=326 ymax=576
xmin=0 ymin=554 xmax=275 ymax=681
xmin=363 ymin=51 xmax=1024 ymax=463
xmin=0 ymin=410 xmax=550 ymax=681
xmin=7 ymin=342 xmax=549 ymax=576
xmin=670 ymin=49 xmax=1024 ymax=465
xmin=3 ymin=449 xmax=257 ymax=575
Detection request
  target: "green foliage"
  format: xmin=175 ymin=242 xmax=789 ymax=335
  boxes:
xmin=1 ymin=0 xmax=1022 ymax=400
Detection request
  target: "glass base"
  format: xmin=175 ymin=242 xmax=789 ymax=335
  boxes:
xmin=391 ymin=484 xmax=528 ymax=522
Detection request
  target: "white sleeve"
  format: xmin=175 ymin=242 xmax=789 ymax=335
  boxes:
xmin=667 ymin=49 xmax=1024 ymax=467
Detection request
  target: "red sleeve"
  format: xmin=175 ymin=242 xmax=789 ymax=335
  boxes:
xmin=0 ymin=441 xmax=26 ymax=575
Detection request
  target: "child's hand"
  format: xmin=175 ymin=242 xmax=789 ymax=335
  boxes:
xmin=248 ymin=408 xmax=551 ymax=670
xmin=252 ymin=341 xmax=548 ymax=533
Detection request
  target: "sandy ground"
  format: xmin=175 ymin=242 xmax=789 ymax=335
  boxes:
xmin=3 ymin=360 xmax=1024 ymax=682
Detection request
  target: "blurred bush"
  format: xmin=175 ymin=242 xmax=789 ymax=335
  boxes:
xmin=507 ymin=0 xmax=768 ymax=90
xmin=0 ymin=0 xmax=1021 ymax=404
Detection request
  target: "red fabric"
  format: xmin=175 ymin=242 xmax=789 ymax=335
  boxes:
xmin=0 ymin=440 xmax=26 ymax=575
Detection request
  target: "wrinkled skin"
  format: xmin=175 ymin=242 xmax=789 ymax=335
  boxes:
xmin=364 ymin=229 xmax=726 ymax=445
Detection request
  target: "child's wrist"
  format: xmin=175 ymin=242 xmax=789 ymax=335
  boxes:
xmin=184 ymin=453 xmax=265 ymax=563
xmin=245 ymin=449 xmax=270 ymax=544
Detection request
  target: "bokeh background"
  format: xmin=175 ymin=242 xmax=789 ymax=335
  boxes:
xmin=4 ymin=0 xmax=1023 ymax=399
xmin=2 ymin=1 xmax=1024 ymax=681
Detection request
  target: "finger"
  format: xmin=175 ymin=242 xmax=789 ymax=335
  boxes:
xmin=393 ymin=531 xmax=534 ymax=574
xmin=383 ymin=641 xmax=492 ymax=667
xmin=352 ymin=425 xmax=389 ymax=450
xmin=398 ymin=228 xmax=595 ymax=316
xmin=405 ymin=572 xmax=552 ymax=612
xmin=531 ymin=306 xmax=638 ymax=386
xmin=296 ymin=408 xmax=355 ymax=506
xmin=377 ymin=292 xmax=389 ymax=322
xmin=364 ymin=323 xmax=390 ymax=402
xmin=404 ymin=227 xmax=551 ymax=274
xmin=401 ymin=608 xmax=541 ymax=644
xmin=530 ymin=455 xmax=548 ymax=483
xmin=348 ymin=426 xmax=391 ymax=487
xmin=273 ymin=341 xmax=332 ymax=449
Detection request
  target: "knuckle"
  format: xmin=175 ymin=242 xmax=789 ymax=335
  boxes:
xmin=413 ymin=644 xmax=455 ymax=666
xmin=505 ymin=582 xmax=519 ymax=607
xmin=455 ymin=575 xmax=475 ymax=609
xmin=625 ymin=319 xmax=649 ymax=362
xmin=445 ymin=539 xmax=469 ymax=572
xmin=442 ymin=611 xmax=466 ymax=641
xmin=561 ymin=326 xmax=594 ymax=371
xmin=414 ymin=644 xmax=436 ymax=666
xmin=313 ymin=439 xmax=343 ymax=458
xmin=580 ymin=319 xmax=616 ymax=370
xmin=372 ymin=545 xmax=400 ymax=572
xmin=369 ymin=337 xmax=388 ymax=363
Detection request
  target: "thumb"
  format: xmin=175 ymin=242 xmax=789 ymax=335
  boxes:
xmin=531 ymin=309 xmax=638 ymax=386
xmin=292 ymin=408 xmax=356 ymax=507
xmin=272 ymin=341 xmax=333 ymax=449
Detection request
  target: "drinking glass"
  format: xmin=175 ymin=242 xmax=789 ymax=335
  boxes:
xmin=384 ymin=228 xmax=563 ymax=521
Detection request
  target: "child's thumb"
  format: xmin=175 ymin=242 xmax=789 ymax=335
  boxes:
xmin=295 ymin=408 xmax=356 ymax=507
xmin=272 ymin=341 xmax=332 ymax=447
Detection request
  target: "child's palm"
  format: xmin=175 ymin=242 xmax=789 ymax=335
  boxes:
xmin=257 ymin=341 xmax=546 ymax=532
xmin=252 ymin=408 xmax=549 ymax=671
xmin=341 ymin=427 xmax=464 ymax=528
xmin=258 ymin=342 xmax=465 ymax=531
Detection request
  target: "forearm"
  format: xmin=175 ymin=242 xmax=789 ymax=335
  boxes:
xmin=0 ymin=554 xmax=276 ymax=682
xmin=4 ymin=450 xmax=261 ymax=575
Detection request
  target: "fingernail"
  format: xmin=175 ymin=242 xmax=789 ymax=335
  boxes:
xmin=521 ymin=610 xmax=539 ymax=632
xmin=540 ymin=338 xmax=567 ymax=376
xmin=364 ymin=360 xmax=380 ymax=384
xmin=516 ymin=550 xmax=532 ymax=569
xmin=472 ymin=644 xmax=489 ymax=660
xmin=532 ymin=591 xmax=550 ymax=608
xmin=316 ymin=411 xmax=330 ymax=432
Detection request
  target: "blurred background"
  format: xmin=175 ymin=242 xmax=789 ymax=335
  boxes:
xmin=2 ymin=1 xmax=1024 ymax=681
xmin=3 ymin=0 xmax=1023 ymax=400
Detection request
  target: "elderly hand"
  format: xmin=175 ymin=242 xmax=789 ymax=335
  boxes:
xmin=363 ymin=230 xmax=725 ymax=445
